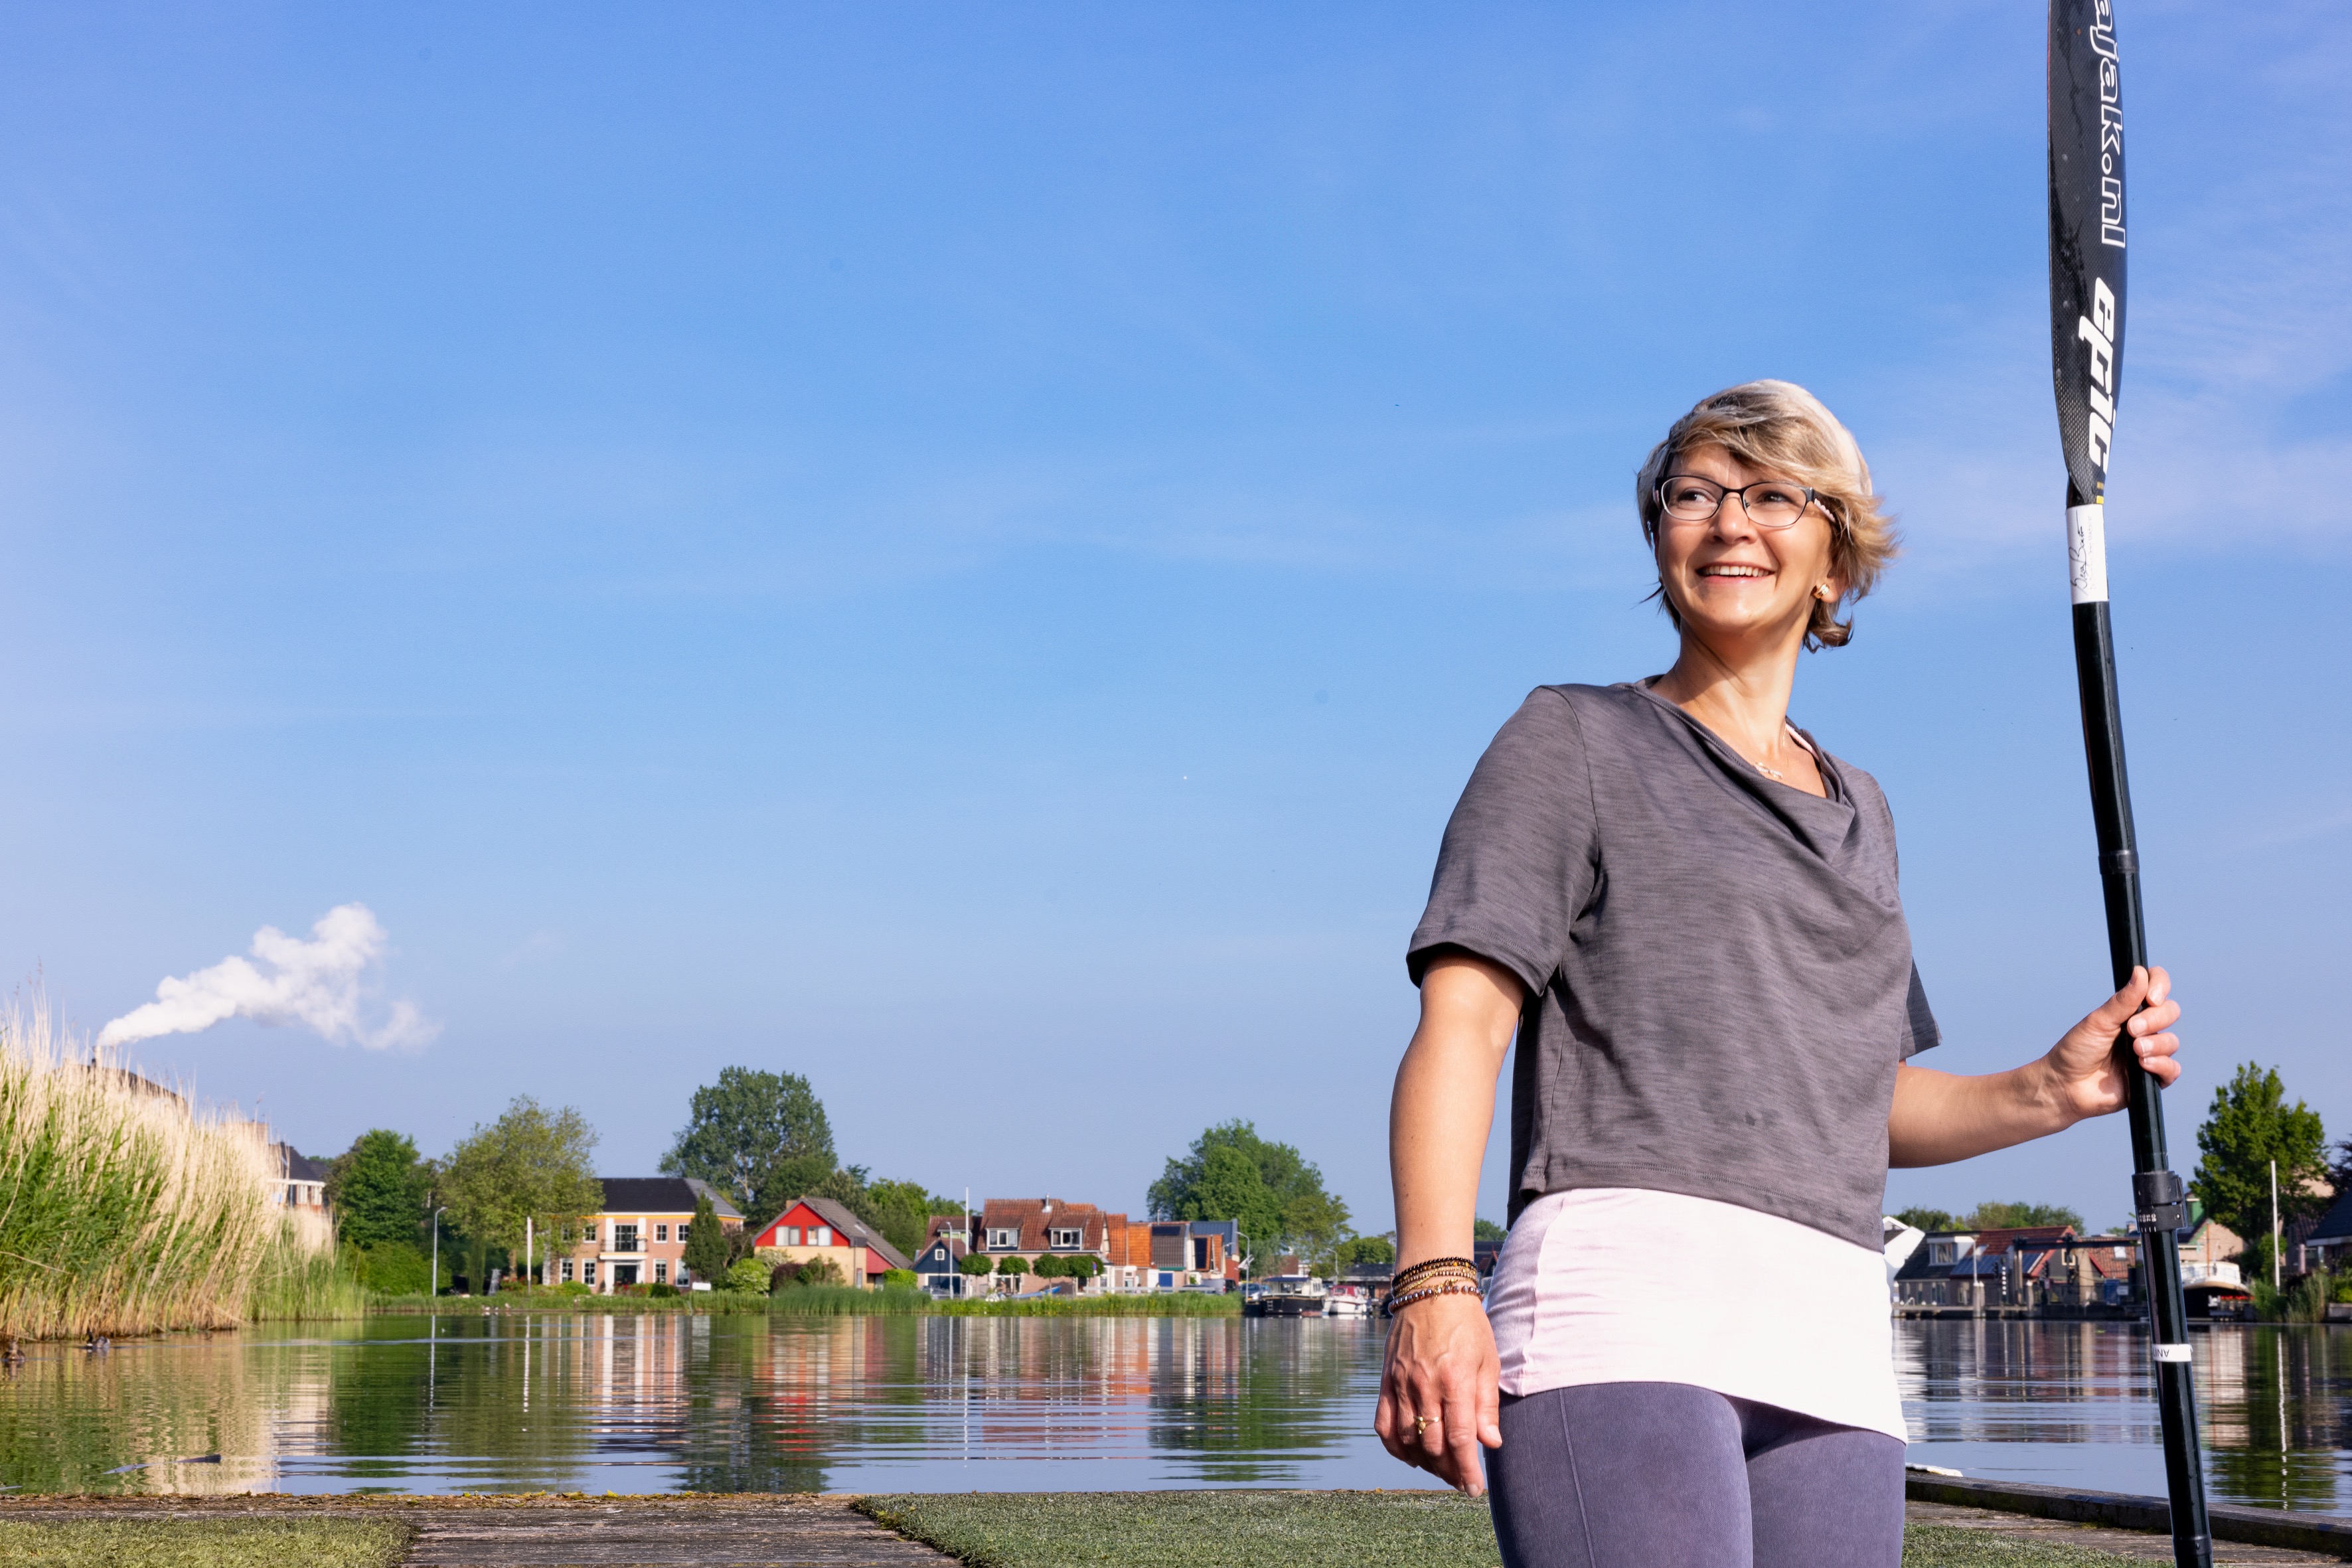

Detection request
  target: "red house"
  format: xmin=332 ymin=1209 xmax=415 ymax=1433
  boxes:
xmin=747 ymin=1195 xmax=911 ymax=1287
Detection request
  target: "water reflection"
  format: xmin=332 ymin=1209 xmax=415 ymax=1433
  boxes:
xmin=0 ymin=1313 xmax=1407 ymax=1496
xmin=1900 ymin=1320 xmax=2352 ymax=1511
xmin=11 ymin=1314 xmax=2352 ymax=1508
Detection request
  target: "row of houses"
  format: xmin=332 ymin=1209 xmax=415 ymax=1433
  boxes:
xmin=905 ymin=1198 xmax=1242 ymax=1297
xmin=364 ymin=1178 xmax=1253 ymax=1297
xmin=1886 ymin=1209 xmax=2253 ymax=1317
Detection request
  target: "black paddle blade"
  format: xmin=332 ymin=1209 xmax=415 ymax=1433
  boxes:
xmin=2049 ymin=0 xmax=2127 ymax=507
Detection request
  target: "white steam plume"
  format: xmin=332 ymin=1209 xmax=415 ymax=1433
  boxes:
xmin=98 ymin=903 xmax=441 ymax=1052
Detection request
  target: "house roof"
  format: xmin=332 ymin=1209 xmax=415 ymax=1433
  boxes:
xmin=273 ymin=1144 xmax=329 ymax=1184
xmin=976 ymin=1198 xmax=1129 ymax=1252
xmin=914 ymin=1236 xmax=969 ymax=1268
xmin=2306 ymin=1186 xmax=2352 ymax=1245
xmin=595 ymin=1177 xmax=743 ymax=1219
xmin=776 ymin=1194 xmax=914 ymax=1273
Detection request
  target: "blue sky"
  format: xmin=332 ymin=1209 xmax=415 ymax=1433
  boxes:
xmin=2 ymin=3 xmax=2344 ymax=1237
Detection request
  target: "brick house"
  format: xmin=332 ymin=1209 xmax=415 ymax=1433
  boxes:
xmin=558 ymin=1177 xmax=742 ymax=1293
xmin=1893 ymin=1226 xmax=2077 ymax=1308
xmin=939 ymin=1200 xmax=1241 ymax=1293
xmin=747 ymin=1196 xmax=911 ymax=1287
xmin=270 ymin=1144 xmax=329 ymax=1214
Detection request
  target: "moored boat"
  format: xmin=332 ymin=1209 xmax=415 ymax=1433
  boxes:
xmin=1242 ymin=1275 xmax=1328 ymax=1318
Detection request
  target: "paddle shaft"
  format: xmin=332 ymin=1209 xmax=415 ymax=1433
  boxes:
xmin=2071 ymin=580 xmax=2211 ymax=1568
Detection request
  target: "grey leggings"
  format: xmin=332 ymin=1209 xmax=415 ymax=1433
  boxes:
xmin=1485 ymin=1382 xmax=1905 ymax=1568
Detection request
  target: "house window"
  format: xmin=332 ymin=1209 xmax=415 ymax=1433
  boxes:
xmin=1928 ymin=1243 xmax=1954 ymax=1265
xmin=655 ymin=1262 xmax=668 ymax=1283
xmin=584 ymin=1262 xmax=598 ymax=1284
xmin=561 ymin=1259 xmax=575 ymax=1282
xmin=584 ymin=1223 xmax=599 ymax=1243
xmin=988 ymin=1229 xmax=1018 ymax=1249
xmin=678 ymin=1223 xmax=690 ymax=1243
xmin=1050 ymin=1228 xmax=1082 ymax=1250
xmin=613 ymin=1224 xmax=640 ymax=1253
xmin=777 ymin=1225 xmax=801 ymax=1246
xmin=655 ymin=1224 xmax=669 ymax=1243
xmin=809 ymin=1225 xmax=832 ymax=1247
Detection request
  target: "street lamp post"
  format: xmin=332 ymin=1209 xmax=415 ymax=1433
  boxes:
xmin=430 ymin=1206 xmax=449 ymax=1302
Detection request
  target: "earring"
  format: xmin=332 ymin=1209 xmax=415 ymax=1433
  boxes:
xmin=1814 ymin=584 xmax=1834 ymax=600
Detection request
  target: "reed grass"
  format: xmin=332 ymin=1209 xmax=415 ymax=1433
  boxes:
xmin=0 ymin=1000 xmax=331 ymax=1340
xmin=246 ymin=1216 xmax=369 ymax=1321
xmin=2252 ymin=1269 xmax=2335 ymax=1324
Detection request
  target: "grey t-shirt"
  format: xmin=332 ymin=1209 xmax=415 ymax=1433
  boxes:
xmin=1407 ymin=682 xmax=1938 ymax=1251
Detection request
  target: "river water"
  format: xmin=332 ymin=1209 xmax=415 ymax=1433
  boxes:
xmin=3 ymin=1314 xmax=2349 ymax=1511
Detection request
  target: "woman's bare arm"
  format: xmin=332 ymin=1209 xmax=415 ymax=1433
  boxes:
xmin=1889 ymin=965 xmax=2182 ymax=1167
xmin=1375 ymin=951 xmax=1523 ymax=1494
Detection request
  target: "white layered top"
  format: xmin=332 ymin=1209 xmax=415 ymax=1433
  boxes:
xmin=1484 ymin=1187 xmax=1907 ymax=1443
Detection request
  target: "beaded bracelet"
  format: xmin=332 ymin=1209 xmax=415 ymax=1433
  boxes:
xmin=1391 ymin=1257 xmax=1479 ymax=1294
xmin=1391 ymin=1271 xmax=1479 ymax=1302
xmin=1389 ymin=1279 xmax=1484 ymax=1311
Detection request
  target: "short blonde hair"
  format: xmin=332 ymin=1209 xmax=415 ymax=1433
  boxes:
xmin=1634 ymin=380 xmax=1897 ymax=649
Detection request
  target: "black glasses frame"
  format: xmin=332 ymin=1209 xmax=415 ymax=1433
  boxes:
xmin=1655 ymin=474 xmax=1820 ymax=530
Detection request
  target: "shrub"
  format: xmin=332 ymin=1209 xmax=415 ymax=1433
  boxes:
xmin=881 ymin=1269 xmax=919 ymax=1290
xmin=957 ymin=1251 xmax=994 ymax=1277
xmin=344 ymin=1241 xmax=433 ymax=1297
xmin=648 ymin=1281 xmax=678 ymax=1298
xmin=726 ymin=1257 xmax=773 ymax=1295
xmin=1030 ymin=1255 xmax=1065 ymax=1279
xmin=773 ymin=1255 xmax=846 ymax=1291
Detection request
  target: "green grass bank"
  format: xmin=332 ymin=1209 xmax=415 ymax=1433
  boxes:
xmin=856 ymin=1493 xmax=2155 ymax=1568
xmin=0 ymin=1519 xmax=408 ymax=1568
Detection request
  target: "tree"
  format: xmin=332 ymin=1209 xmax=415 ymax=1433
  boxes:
xmin=1187 ymin=1146 xmax=1287 ymax=1261
xmin=995 ymin=1255 xmax=1028 ymax=1277
xmin=437 ymin=1096 xmax=603 ymax=1260
xmin=1895 ymin=1207 xmax=1958 ymax=1233
xmin=957 ymin=1251 xmax=994 ymax=1279
xmin=1962 ymin=1201 xmax=2084 ymax=1232
xmin=2195 ymin=1062 xmax=2329 ymax=1268
xmin=1061 ymin=1254 xmax=1101 ymax=1285
xmin=726 ymin=1257 xmax=772 ymax=1294
xmin=1150 ymin=1121 xmax=1351 ymax=1266
xmin=1031 ymin=1253 xmax=1066 ymax=1279
xmin=1472 ymin=1218 xmax=1507 ymax=1243
xmin=1334 ymin=1235 xmax=1395 ymax=1271
xmin=660 ymin=1067 xmax=837 ymax=1223
xmin=327 ymin=1129 xmax=433 ymax=1248
xmin=858 ymin=1178 xmax=961 ymax=1259
xmin=682 ymin=1190 xmax=729 ymax=1285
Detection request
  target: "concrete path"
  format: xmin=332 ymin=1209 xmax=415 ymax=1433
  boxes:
xmin=1910 ymin=1500 xmax=2343 ymax=1564
xmin=6 ymin=1492 xmax=2347 ymax=1565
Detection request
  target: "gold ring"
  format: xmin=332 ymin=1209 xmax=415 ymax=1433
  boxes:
xmin=1415 ymin=1415 xmax=1432 ymax=1437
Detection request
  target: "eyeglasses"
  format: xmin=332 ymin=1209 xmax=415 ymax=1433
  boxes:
xmin=1656 ymin=474 xmax=1818 ymax=530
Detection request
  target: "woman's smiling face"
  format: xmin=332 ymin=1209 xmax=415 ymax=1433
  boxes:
xmin=1653 ymin=443 xmax=1845 ymax=653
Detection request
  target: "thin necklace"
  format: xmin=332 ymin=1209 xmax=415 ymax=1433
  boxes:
xmin=1755 ymin=724 xmax=1810 ymax=783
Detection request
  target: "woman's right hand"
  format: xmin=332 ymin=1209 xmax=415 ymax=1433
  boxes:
xmin=1375 ymin=1291 xmax=1502 ymax=1494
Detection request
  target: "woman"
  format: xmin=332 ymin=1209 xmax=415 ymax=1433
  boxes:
xmin=1375 ymin=381 xmax=2183 ymax=1568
